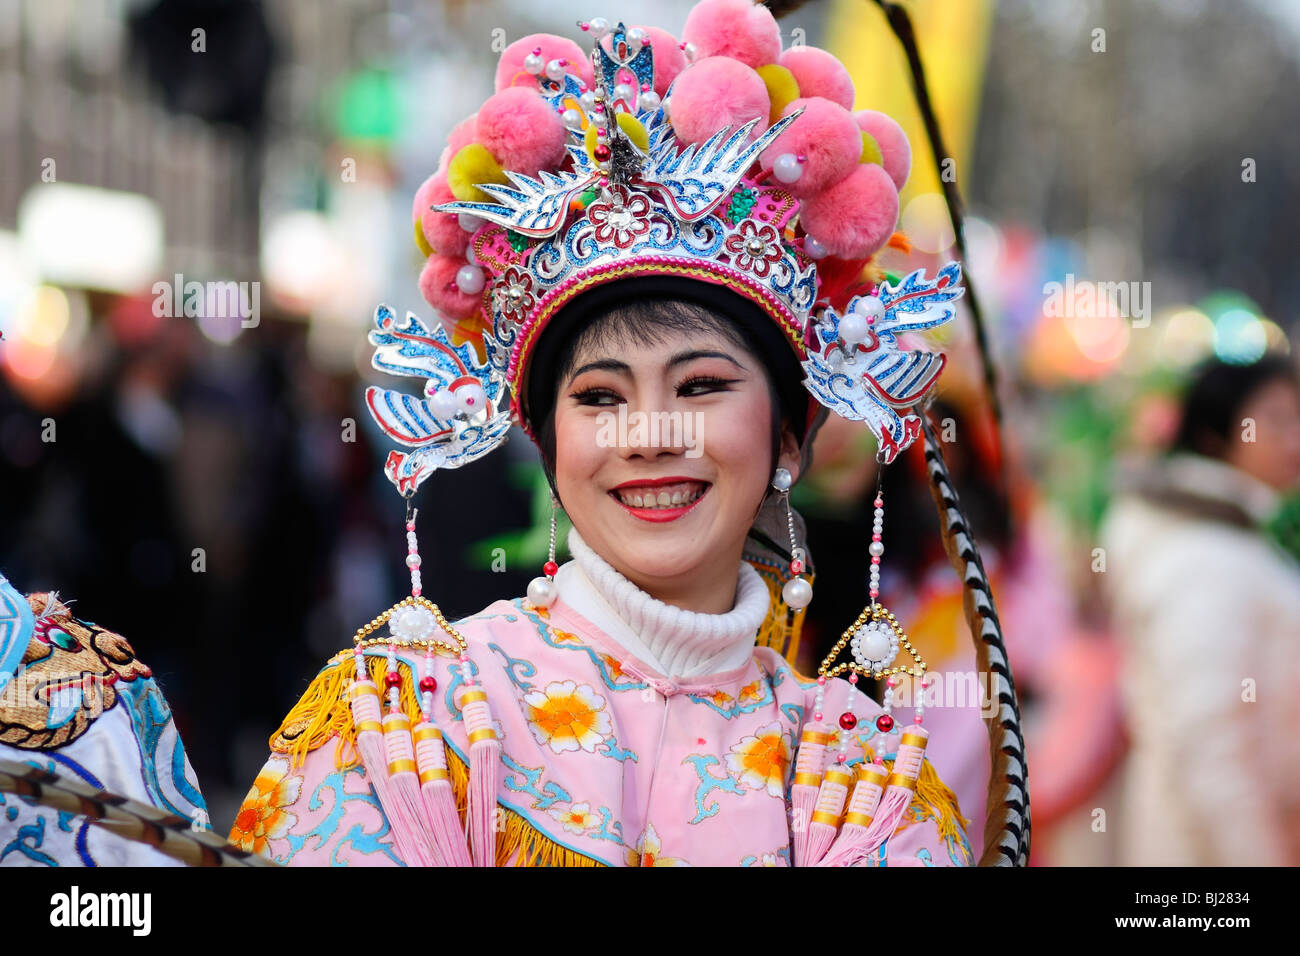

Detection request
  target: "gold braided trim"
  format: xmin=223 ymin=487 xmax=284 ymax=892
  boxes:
xmin=269 ymin=651 xmax=605 ymax=867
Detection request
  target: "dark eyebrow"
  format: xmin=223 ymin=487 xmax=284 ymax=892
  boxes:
xmin=567 ymin=350 xmax=746 ymax=385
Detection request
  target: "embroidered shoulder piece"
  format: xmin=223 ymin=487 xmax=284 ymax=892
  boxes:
xmin=1 ymin=592 xmax=151 ymax=750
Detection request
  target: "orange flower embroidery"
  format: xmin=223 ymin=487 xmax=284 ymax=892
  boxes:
xmin=726 ymin=721 xmax=791 ymax=798
xmin=230 ymin=757 xmax=302 ymax=856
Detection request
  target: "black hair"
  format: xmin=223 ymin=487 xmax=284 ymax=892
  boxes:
xmin=523 ymin=278 xmax=810 ymax=503
xmin=1171 ymin=354 xmax=1299 ymax=459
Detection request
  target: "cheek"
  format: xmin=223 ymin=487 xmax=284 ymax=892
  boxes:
xmin=701 ymin=394 xmax=774 ymax=497
xmin=553 ymin=409 xmax=605 ymax=490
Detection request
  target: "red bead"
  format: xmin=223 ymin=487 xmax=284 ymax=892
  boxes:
xmin=839 ymin=712 xmax=858 ymax=730
xmin=593 ymin=144 xmax=611 ymax=161
xmin=874 ymin=497 xmax=883 ymax=508
xmin=875 ymin=714 xmax=894 ymax=733
xmin=384 ymin=671 xmax=402 ymax=688
xmin=543 ymin=560 xmax=559 ymax=577
xmin=790 ymin=559 xmax=804 ymax=574
xmin=419 ymin=675 xmax=437 ymax=693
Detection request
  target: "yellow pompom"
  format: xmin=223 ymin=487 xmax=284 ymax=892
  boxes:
xmin=860 ymin=131 xmax=884 ymax=167
xmin=616 ymin=112 xmax=649 ymax=152
xmin=447 ymin=143 xmax=508 ymax=204
xmin=756 ymin=64 xmax=800 ymax=126
xmin=414 ymin=218 xmax=434 ymax=257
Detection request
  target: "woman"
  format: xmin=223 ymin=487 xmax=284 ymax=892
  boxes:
xmin=1101 ymin=355 xmax=1300 ymax=865
xmin=231 ymin=0 xmax=982 ymax=867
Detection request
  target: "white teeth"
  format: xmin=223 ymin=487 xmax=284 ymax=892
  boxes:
xmin=670 ymin=491 xmax=683 ymax=505
xmin=657 ymin=491 xmax=671 ymax=506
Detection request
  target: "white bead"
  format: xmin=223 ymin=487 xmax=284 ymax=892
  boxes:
xmin=838 ymin=312 xmax=870 ymax=345
xmin=545 ymin=59 xmax=566 ymax=81
xmin=614 ymin=82 xmax=634 ymax=102
xmin=458 ymin=212 xmax=485 ymax=233
xmin=869 ymin=541 xmax=884 ymax=557
xmin=588 ymin=17 xmax=609 ymax=37
xmin=660 ymin=97 xmax=671 ymax=117
xmin=528 ymin=576 xmax=558 ymax=608
xmin=804 ymin=235 xmax=828 ymax=259
xmin=682 ymin=41 xmax=697 ymax=62
xmin=523 ymin=53 xmax=544 ymax=75
xmin=429 ymin=388 xmax=458 ymax=420
xmin=627 ymin=27 xmax=646 ymax=46
xmin=580 ymin=91 xmax=597 ymax=111
xmin=455 ymin=264 xmax=485 ymax=295
xmin=639 ymin=91 xmax=661 ymax=112
xmin=783 ymin=575 xmax=812 ymax=609
xmin=390 ymin=604 xmax=436 ymax=642
xmin=772 ymin=152 xmax=803 ymax=184
xmin=406 ymin=553 xmax=422 ymax=569
xmin=562 ymin=108 xmax=584 ymax=129
xmin=454 ymin=382 xmax=487 ymax=416
xmin=853 ymin=295 xmax=885 ymax=321
xmin=771 ymin=467 xmax=793 ymax=492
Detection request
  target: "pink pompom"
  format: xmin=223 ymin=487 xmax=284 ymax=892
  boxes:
xmin=799 ymin=163 xmax=899 ymax=260
xmin=419 ymin=255 xmax=481 ymax=320
xmin=668 ymin=56 xmax=770 ymax=145
xmin=854 ymin=109 xmax=911 ymax=190
xmin=447 ymin=113 xmax=478 ymax=158
xmin=760 ymin=97 xmax=861 ymax=197
xmin=416 ymin=173 xmax=468 ymax=258
xmin=779 ymin=46 xmax=855 ymax=110
xmin=476 ymin=87 xmax=566 ymax=176
xmin=494 ymin=33 xmax=593 ymax=92
xmin=682 ymin=0 xmax=783 ymax=69
xmin=632 ymin=25 xmax=685 ymax=95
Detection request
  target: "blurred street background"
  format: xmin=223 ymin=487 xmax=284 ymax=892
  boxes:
xmin=2 ymin=0 xmax=1298 ymax=862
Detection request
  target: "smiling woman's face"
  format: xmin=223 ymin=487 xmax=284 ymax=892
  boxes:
xmin=552 ymin=321 xmax=800 ymax=609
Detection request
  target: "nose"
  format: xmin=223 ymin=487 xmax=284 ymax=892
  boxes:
xmin=615 ymin=393 xmax=692 ymax=461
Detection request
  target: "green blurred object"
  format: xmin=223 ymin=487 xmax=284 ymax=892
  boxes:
xmin=1265 ymin=492 xmax=1300 ymax=567
xmin=334 ymin=67 xmax=403 ymax=143
xmin=466 ymin=463 xmax=571 ymax=571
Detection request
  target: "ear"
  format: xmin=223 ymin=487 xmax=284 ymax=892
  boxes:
xmin=776 ymin=415 xmax=802 ymax=484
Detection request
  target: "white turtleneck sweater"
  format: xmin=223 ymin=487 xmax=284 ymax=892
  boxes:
xmin=551 ymin=526 xmax=770 ymax=679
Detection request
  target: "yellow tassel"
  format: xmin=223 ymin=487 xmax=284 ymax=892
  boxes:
xmin=745 ymin=556 xmax=812 ymax=665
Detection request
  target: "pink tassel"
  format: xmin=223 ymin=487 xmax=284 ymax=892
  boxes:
xmin=816 ymin=761 xmax=890 ymax=866
xmin=348 ymin=676 xmax=424 ymax=866
xmin=381 ymin=710 xmax=438 ymax=866
xmin=414 ymin=720 xmax=472 ymax=866
xmin=855 ymin=726 xmax=930 ymax=855
xmin=803 ymin=766 xmax=854 ymax=865
xmin=791 ymin=723 xmax=830 ymax=865
xmin=460 ymin=688 xmax=500 ymax=867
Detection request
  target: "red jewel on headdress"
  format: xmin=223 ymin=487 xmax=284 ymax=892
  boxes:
xmin=419 ymin=675 xmax=437 ymax=693
xmin=384 ymin=671 xmax=403 ymax=689
xmin=593 ymin=144 xmax=611 ymax=162
xmin=875 ymin=714 xmax=894 ymax=733
xmin=839 ymin=712 xmax=858 ymax=730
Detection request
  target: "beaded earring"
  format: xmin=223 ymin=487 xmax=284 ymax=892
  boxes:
xmin=527 ymin=495 xmax=561 ymax=609
xmin=772 ymin=467 xmax=812 ymax=610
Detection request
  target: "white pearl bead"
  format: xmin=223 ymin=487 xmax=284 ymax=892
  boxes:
xmin=562 ymin=108 xmax=583 ymax=129
xmin=869 ymin=541 xmax=885 ymax=557
xmin=588 ymin=17 xmax=609 ymax=38
xmin=639 ymin=90 xmax=661 ymax=111
xmin=429 ymin=388 xmax=458 ymax=420
xmin=580 ymin=91 xmax=597 ymax=111
xmin=406 ymin=553 xmax=422 ymax=569
xmin=853 ymin=295 xmax=885 ymax=321
xmin=627 ymin=27 xmax=646 ymax=46
xmin=455 ymin=264 xmax=485 ymax=295
xmin=545 ymin=59 xmax=566 ymax=81
xmin=591 ymin=109 xmax=608 ymax=127
xmin=772 ymin=153 xmax=803 ymax=184
xmin=783 ymin=575 xmax=812 ymax=609
xmin=458 ymin=212 xmax=485 ymax=233
xmin=772 ymin=467 xmax=793 ymax=492
xmin=528 ymin=576 xmax=558 ymax=608
xmin=455 ymin=382 xmax=487 ymax=415
xmin=614 ymin=82 xmax=634 ymax=102
xmin=804 ymin=235 xmax=828 ymax=259
xmin=838 ymin=312 xmax=870 ymax=345
xmin=523 ymin=53 xmax=544 ymax=75
xmin=660 ymin=97 xmax=671 ymax=117
xmin=682 ymin=41 xmax=697 ymax=62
